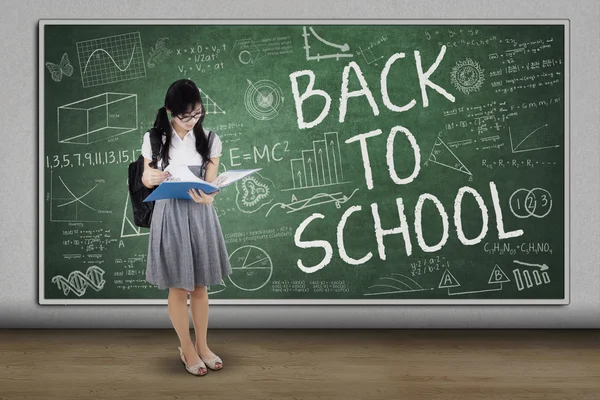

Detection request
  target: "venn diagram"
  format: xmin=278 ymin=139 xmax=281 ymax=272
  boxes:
xmin=509 ymin=188 xmax=552 ymax=219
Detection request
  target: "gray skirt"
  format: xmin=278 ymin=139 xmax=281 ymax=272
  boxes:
xmin=145 ymin=198 xmax=232 ymax=291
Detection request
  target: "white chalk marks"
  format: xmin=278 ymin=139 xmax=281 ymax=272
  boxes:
xmin=207 ymin=279 xmax=227 ymax=295
xmin=50 ymin=171 xmax=107 ymax=223
xmin=302 ymin=26 xmax=354 ymax=61
xmin=121 ymin=188 xmax=148 ymax=238
xmin=199 ymin=87 xmax=226 ymax=115
xmin=147 ymin=37 xmax=172 ymax=69
xmin=46 ymin=52 xmax=74 ymax=82
xmin=76 ymin=32 xmax=146 ymax=88
xmin=245 ymin=79 xmax=284 ymax=120
xmin=51 ymin=265 xmax=106 ymax=297
xmin=509 ymin=188 xmax=552 ymax=219
xmin=228 ymin=245 xmax=273 ymax=291
xmin=57 ymin=93 xmax=138 ymax=145
xmin=440 ymin=264 xmax=510 ymax=296
xmin=427 ymin=136 xmax=472 ymax=177
xmin=363 ymin=261 xmax=552 ymax=297
xmin=284 ymin=131 xmax=350 ymax=191
xmin=364 ymin=273 xmax=431 ymax=296
xmin=450 ymin=58 xmax=485 ymax=95
xmin=513 ymin=260 xmax=549 ymax=271
xmin=231 ymin=37 xmax=293 ymax=67
xmin=509 ymin=124 xmax=560 ymax=153
xmin=235 ymin=173 xmax=276 ymax=214
xmin=265 ymin=189 xmax=359 ymax=217
xmin=512 ymin=260 xmax=551 ymax=291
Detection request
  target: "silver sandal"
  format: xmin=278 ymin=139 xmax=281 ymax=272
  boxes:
xmin=178 ymin=346 xmax=208 ymax=376
xmin=195 ymin=344 xmax=223 ymax=370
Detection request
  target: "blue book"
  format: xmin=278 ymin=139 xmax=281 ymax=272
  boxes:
xmin=143 ymin=165 xmax=261 ymax=202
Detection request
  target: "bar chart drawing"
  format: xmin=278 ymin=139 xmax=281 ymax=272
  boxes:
xmin=283 ymin=132 xmax=351 ymax=191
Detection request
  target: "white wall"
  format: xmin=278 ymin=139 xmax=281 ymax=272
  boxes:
xmin=1 ymin=0 xmax=598 ymax=328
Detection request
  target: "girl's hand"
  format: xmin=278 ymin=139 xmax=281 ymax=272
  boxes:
xmin=188 ymin=189 xmax=218 ymax=204
xmin=143 ymin=169 xmax=170 ymax=186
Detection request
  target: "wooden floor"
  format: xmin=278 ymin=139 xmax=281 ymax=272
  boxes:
xmin=0 ymin=329 xmax=598 ymax=400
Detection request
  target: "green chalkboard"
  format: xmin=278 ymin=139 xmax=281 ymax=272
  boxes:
xmin=39 ymin=20 xmax=568 ymax=305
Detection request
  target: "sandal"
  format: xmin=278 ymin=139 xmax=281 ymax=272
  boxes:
xmin=195 ymin=344 xmax=223 ymax=371
xmin=178 ymin=346 xmax=208 ymax=376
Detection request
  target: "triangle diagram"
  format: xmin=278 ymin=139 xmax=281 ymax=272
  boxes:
xmin=428 ymin=137 xmax=472 ymax=176
xmin=198 ymin=87 xmax=226 ymax=114
xmin=120 ymin=193 xmax=149 ymax=238
xmin=488 ymin=264 xmax=511 ymax=284
xmin=438 ymin=269 xmax=461 ymax=289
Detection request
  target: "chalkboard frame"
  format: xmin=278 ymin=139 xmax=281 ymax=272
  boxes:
xmin=38 ymin=19 xmax=570 ymax=306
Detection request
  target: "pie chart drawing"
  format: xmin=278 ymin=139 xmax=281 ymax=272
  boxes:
xmin=228 ymin=245 xmax=273 ymax=291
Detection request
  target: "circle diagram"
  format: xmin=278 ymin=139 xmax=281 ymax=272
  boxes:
xmin=228 ymin=245 xmax=273 ymax=291
xmin=509 ymin=188 xmax=552 ymax=219
xmin=450 ymin=58 xmax=485 ymax=95
xmin=244 ymin=79 xmax=284 ymax=120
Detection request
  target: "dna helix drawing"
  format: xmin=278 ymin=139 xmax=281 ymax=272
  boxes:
xmin=51 ymin=265 xmax=106 ymax=297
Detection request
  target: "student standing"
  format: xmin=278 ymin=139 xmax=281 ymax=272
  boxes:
xmin=141 ymin=79 xmax=232 ymax=376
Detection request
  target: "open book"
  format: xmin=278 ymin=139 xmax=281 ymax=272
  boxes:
xmin=143 ymin=164 xmax=261 ymax=202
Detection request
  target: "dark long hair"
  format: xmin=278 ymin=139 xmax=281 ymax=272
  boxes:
xmin=149 ymin=79 xmax=211 ymax=169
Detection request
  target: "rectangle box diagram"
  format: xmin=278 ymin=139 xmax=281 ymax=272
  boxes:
xmin=57 ymin=93 xmax=138 ymax=144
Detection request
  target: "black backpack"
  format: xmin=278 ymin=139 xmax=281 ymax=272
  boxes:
xmin=127 ymin=129 xmax=214 ymax=228
xmin=128 ymin=128 xmax=162 ymax=228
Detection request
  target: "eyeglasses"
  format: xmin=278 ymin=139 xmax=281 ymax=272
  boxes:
xmin=176 ymin=110 xmax=204 ymax=123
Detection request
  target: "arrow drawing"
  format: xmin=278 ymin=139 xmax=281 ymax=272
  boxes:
xmin=513 ymin=260 xmax=549 ymax=271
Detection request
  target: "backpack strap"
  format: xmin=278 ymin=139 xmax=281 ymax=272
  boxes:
xmin=202 ymin=131 xmax=214 ymax=179
xmin=149 ymin=128 xmax=163 ymax=170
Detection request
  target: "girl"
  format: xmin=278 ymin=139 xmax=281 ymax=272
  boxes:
xmin=140 ymin=79 xmax=232 ymax=376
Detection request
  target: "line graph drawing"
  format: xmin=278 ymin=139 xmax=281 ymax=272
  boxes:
xmin=364 ymin=273 xmax=432 ymax=296
xmin=508 ymin=124 xmax=560 ymax=153
xmin=265 ymin=189 xmax=359 ymax=217
xmin=283 ymin=132 xmax=351 ymax=191
xmin=76 ymin=32 xmax=146 ymax=88
xmin=302 ymin=26 xmax=354 ymax=61
xmin=50 ymin=171 xmax=105 ymax=223
xmin=427 ymin=136 xmax=472 ymax=177
xmin=51 ymin=265 xmax=106 ymax=297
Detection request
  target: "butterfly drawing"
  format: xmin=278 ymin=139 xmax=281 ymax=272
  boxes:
xmin=45 ymin=53 xmax=74 ymax=82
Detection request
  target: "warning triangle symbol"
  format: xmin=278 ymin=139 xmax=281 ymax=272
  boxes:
xmin=438 ymin=269 xmax=461 ymax=289
xmin=488 ymin=264 xmax=510 ymax=284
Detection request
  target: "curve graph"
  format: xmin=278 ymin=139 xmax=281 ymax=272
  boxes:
xmin=76 ymin=32 xmax=146 ymax=88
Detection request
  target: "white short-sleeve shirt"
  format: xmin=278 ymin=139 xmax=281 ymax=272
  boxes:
xmin=141 ymin=126 xmax=222 ymax=169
